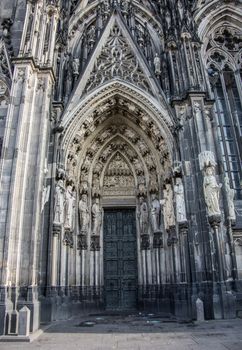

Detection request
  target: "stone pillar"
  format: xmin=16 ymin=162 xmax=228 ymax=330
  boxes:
xmin=196 ymin=298 xmax=205 ymax=322
xmin=18 ymin=306 xmax=30 ymax=337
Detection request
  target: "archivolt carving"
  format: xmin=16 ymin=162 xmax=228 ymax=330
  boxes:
xmin=66 ymin=98 xmax=171 ymax=166
xmin=65 ymin=109 xmax=171 ymax=195
xmin=61 ymin=82 xmax=174 ymax=151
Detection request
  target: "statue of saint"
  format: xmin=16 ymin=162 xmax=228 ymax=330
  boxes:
xmin=163 ymin=184 xmax=175 ymax=228
xmin=138 ymin=197 xmax=149 ymax=235
xmin=224 ymin=176 xmax=236 ymax=221
xmin=91 ymin=198 xmax=102 ymax=235
xmin=72 ymin=58 xmax=80 ymax=76
xmin=79 ymin=194 xmax=90 ymax=234
xmin=203 ymin=166 xmax=222 ymax=216
xmin=151 ymin=194 xmax=161 ymax=232
xmin=64 ymin=185 xmax=76 ymax=230
xmin=53 ymin=180 xmax=65 ymax=225
xmin=174 ymin=178 xmax=187 ymax=223
xmin=154 ymin=53 xmax=161 ymax=75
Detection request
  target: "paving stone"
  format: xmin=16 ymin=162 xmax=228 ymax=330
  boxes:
xmin=0 ymin=316 xmax=242 ymax=350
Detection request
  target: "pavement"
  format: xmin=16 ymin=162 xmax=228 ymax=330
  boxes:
xmin=0 ymin=312 xmax=242 ymax=350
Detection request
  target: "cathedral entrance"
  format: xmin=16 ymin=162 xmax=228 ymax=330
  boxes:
xmin=103 ymin=209 xmax=138 ymax=310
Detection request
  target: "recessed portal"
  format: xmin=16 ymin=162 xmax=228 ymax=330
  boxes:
xmin=103 ymin=209 xmax=138 ymax=310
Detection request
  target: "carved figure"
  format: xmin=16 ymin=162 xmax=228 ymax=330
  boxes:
xmin=151 ymin=194 xmax=161 ymax=232
xmin=88 ymin=25 xmax=96 ymax=41
xmin=138 ymin=197 xmax=149 ymax=234
xmin=53 ymin=180 xmax=65 ymax=225
xmin=79 ymin=194 xmax=90 ymax=234
xmin=72 ymin=58 xmax=80 ymax=75
xmin=64 ymin=185 xmax=76 ymax=230
xmin=154 ymin=53 xmax=161 ymax=75
xmin=163 ymin=184 xmax=175 ymax=228
xmin=91 ymin=198 xmax=102 ymax=235
xmin=174 ymin=178 xmax=187 ymax=222
xmin=224 ymin=176 xmax=236 ymax=221
xmin=203 ymin=166 xmax=222 ymax=216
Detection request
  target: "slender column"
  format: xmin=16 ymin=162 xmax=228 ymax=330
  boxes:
xmin=51 ymin=233 xmax=59 ymax=286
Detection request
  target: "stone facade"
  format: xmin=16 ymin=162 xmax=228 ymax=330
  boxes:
xmin=0 ymin=0 xmax=242 ymax=335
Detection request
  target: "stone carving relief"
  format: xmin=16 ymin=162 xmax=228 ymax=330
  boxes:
xmin=154 ymin=53 xmax=161 ymax=75
xmin=53 ymin=179 xmax=65 ymax=226
xmin=174 ymin=178 xmax=187 ymax=223
xmin=224 ymin=176 xmax=236 ymax=222
xmin=102 ymin=152 xmax=135 ymax=196
xmin=65 ymin=96 xmax=171 ymax=174
xmin=138 ymin=197 xmax=149 ymax=235
xmin=91 ymin=198 xmax=102 ymax=235
xmin=64 ymin=185 xmax=76 ymax=231
xmin=85 ymin=24 xmax=152 ymax=94
xmin=199 ymin=150 xmax=217 ymax=170
xmin=163 ymin=183 xmax=175 ymax=229
xmin=149 ymin=170 xmax=159 ymax=194
xmin=199 ymin=151 xmax=222 ymax=218
xmin=79 ymin=193 xmax=90 ymax=234
xmin=203 ymin=166 xmax=222 ymax=217
xmin=150 ymin=194 xmax=161 ymax=233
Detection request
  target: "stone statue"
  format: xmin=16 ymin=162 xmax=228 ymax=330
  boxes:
xmin=154 ymin=53 xmax=161 ymax=75
xmin=72 ymin=58 xmax=80 ymax=76
xmin=91 ymin=198 xmax=102 ymax=235
xmin=150 ymin=194 xmax=161 ymax=232
xmin=224 ymin=176 xmax=236 ymax=221
xmin=174 ymin=178 xmax=187 ymax=223
xmin=163 ymin=184 xmax=175 ymax=229
xmin=53 ymin=180 xmax=65 ymax=225
xmin=138 ymin=197 xmax=149 ymax=235
xmin=203 ymin=166 xmax=222 ymax=217
xmin=79 ymin=194 xmax=90 ymax=234
xmin=64 ymin=185 xmax=76 ymax=230
xmin=65 ymin=69 xmax=73 ymax=101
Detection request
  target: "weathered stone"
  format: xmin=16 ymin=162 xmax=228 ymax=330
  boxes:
xmin=196 ymin=298 xmax=205 ymax=322
xmin=0 ymin=0 xmax=241 ymax=335
xmin=18 ymin=306 xmax=30 ymax=336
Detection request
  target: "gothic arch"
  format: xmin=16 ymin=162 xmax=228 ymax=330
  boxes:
xmin=61 ymin=81 xmax=175 ymax=151
xmin=59 ymin=83 xmax=175 ymax=194
xmin=196 ymin=3 xmax=242 ymax=45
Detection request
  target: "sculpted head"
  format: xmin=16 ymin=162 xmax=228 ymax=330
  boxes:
xmin=81 ymin=194 xmax=87 ymax=202
xmin=139 ymin=196 xmax=144 ymax=204
xmin=206 ymin=166 xmax=214 ymax=176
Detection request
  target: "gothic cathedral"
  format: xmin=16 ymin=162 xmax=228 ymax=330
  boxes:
xmin=0 ymin=0 xmax=242 ymax=336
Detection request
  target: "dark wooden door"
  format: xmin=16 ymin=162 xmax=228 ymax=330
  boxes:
xmin=104 ymin=209 xmax=137 ymax=310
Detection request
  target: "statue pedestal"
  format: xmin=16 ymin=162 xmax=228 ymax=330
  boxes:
xmin=77 ymin=234 xmax=87 ymax=250
xmin=140 ymin=234 xmax=150 ymax=250
xmin=167 ymin=226 xmax=177 ymax=246
xmin=90 ymin=235 xmax=100 ymax=251
xmin=153 ymin=231 xmax=163 ymax=248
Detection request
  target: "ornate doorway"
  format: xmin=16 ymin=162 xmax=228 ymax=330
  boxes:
xmin=103 ymin=209 xmax=137 ymax=310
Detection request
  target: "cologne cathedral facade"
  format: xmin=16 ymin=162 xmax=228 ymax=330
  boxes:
xmin=0 ymin=0 xmax=242 ymax=335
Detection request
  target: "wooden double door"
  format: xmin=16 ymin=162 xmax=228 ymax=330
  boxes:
xmin=103 ymin=209 xmax=138 ymax=310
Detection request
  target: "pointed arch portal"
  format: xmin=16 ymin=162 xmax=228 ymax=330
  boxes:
xmin=51 ymin=4 xmax=179 ymax=313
